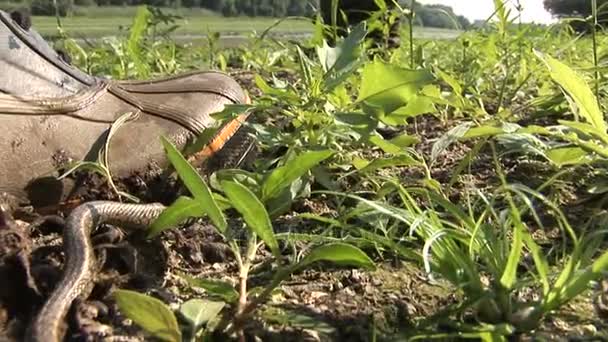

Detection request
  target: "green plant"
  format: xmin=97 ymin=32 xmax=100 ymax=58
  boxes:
xmin=328 ymin=145 xmax=608 ymax=339
xmin=112 ymin=136 xmax=376 ymax=341
xmin=460 ymin=50 xmax=608 ymax=194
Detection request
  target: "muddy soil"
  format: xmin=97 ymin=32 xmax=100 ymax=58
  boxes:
xmin=1 ymin=70 xmax=607 ymax=342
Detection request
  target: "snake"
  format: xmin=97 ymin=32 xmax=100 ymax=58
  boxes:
xmin=25 ymin=201 xmax=168 ymax=342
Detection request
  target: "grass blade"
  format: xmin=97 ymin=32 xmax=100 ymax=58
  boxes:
xmin=160 ymin=136 xmax=227 ymax=232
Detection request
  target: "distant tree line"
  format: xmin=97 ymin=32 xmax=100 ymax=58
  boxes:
xmin=414 ymin=3 xmax=471 ymax=30
xmin=2 ymin=0 xmax=472 ymax=30
xmin=544 ymin=0 xmax=608 ymax=30
xmin=3 ymin=0 xmax=318 ymax=17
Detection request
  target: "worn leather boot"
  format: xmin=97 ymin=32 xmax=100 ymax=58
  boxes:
xmin=0 ymin=10 xmax=251 ymax=207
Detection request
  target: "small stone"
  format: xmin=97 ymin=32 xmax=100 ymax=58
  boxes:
xmin=404 ymin=302 xmax=417 ymax=316
xmin=331 ymin=281 xmax=344 ymax=292
xmin=349 ymin=270 xmax=363 ymax=283
xmin=580 ymin=324 xmax=597 ymax=336
xmin=310 ymin=291 xmax=328 ymax=300
xmin=301 ymin=329 xmax=321 ymax=342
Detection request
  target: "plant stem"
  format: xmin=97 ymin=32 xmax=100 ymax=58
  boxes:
xmin=591 ymin=0 xmax=601 ymax=109
xmin=409 ymin=0 xmax=415 ymax=68
xmin=496 ymin=59 xmax=510 ymax=113
xmin=227 ymin=267 xmax=292 ymax=335
xmin=234 ymin=233 xmax=258 ymax=341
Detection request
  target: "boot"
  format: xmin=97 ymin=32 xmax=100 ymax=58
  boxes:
xmin=0 ymin=10 xmax=251 ymax=207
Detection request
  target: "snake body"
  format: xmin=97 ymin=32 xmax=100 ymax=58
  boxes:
xmin=26 ymin=201 xmax=168 ymax=342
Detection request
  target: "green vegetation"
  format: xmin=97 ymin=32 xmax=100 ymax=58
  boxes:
xmin=31 ymin=14 xmax=315 ymax=39
xmin=42 ymin=0 xmax=608 ymax=340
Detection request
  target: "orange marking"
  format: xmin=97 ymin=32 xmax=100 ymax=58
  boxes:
xmin=190 ymin=92 xmax=252 ymax=163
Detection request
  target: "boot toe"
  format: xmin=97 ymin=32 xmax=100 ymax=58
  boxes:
xmin=104 ymin=71 xmax=251 ymax=177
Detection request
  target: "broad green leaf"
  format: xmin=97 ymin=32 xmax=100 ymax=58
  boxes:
xmin=316 ymin=22 xmax=366 ymax=74
xmin=221 ymin=181 xmax=280 ymax=258
xmin=352 ymin=157 xmax=370 ymax=170
xmin=319 ymin=23 xmax=367 ymax=91
xmin=160 ymin=136 xmax=227 ymax=233
xmin=295 ymin=243 xmax=376 ymax=271
xmin=148 ymin=196 xmax=205 ymax=238
xmin=546 ymin=147 xmax=590 ymax=167
xmin=559 ymin=132 xmax=608 ymax=159
xmin=266 ymin=176 xmax=308 ymax=218
xmin=254 ymin=75 xmax=299 ymax=102
xmin=357 ymin=61 xmax=435 ymax=114
xmin=179 ymin=299 xmax=225 ymax=330
xmin=588 ymin=180 xmax=608 ymax=194
xmin=210 ymin=169 xmax=262 ymax=193
xmin=311 ymin=12 xmax=326 ymax=46
xmin=535 ymin=50 xmax=606 ymax=133
xmin=382 ymin=95 xmax=437 ymax=125
xmin=558 ymin=120 xmax=608 ymax=144
xmin=518 ymin=125 xmax=553 ymax=135
xmin=113 ymin=289 xmax=181 ymax=342
xmin=389 ymin=134 xmax=420 ymax=148
xmin=462 ymin=125 xmax=506 ymax=139
xmin=181 ymin=275 xmax=239 ymax=303
xmin=368 ymin=135 xmax=403 ymax=155
xmin=262 ymin=150 xmax=333 ymax=201
xmin=431 ymin=122 xmax=473 ymax=165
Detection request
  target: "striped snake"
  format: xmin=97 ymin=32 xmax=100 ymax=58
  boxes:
xmin=26 ymin=201 xmax=168 ymax=342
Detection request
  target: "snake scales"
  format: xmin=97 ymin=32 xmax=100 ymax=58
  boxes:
xmin=26 ymin=201 xmax=168 ymax=342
